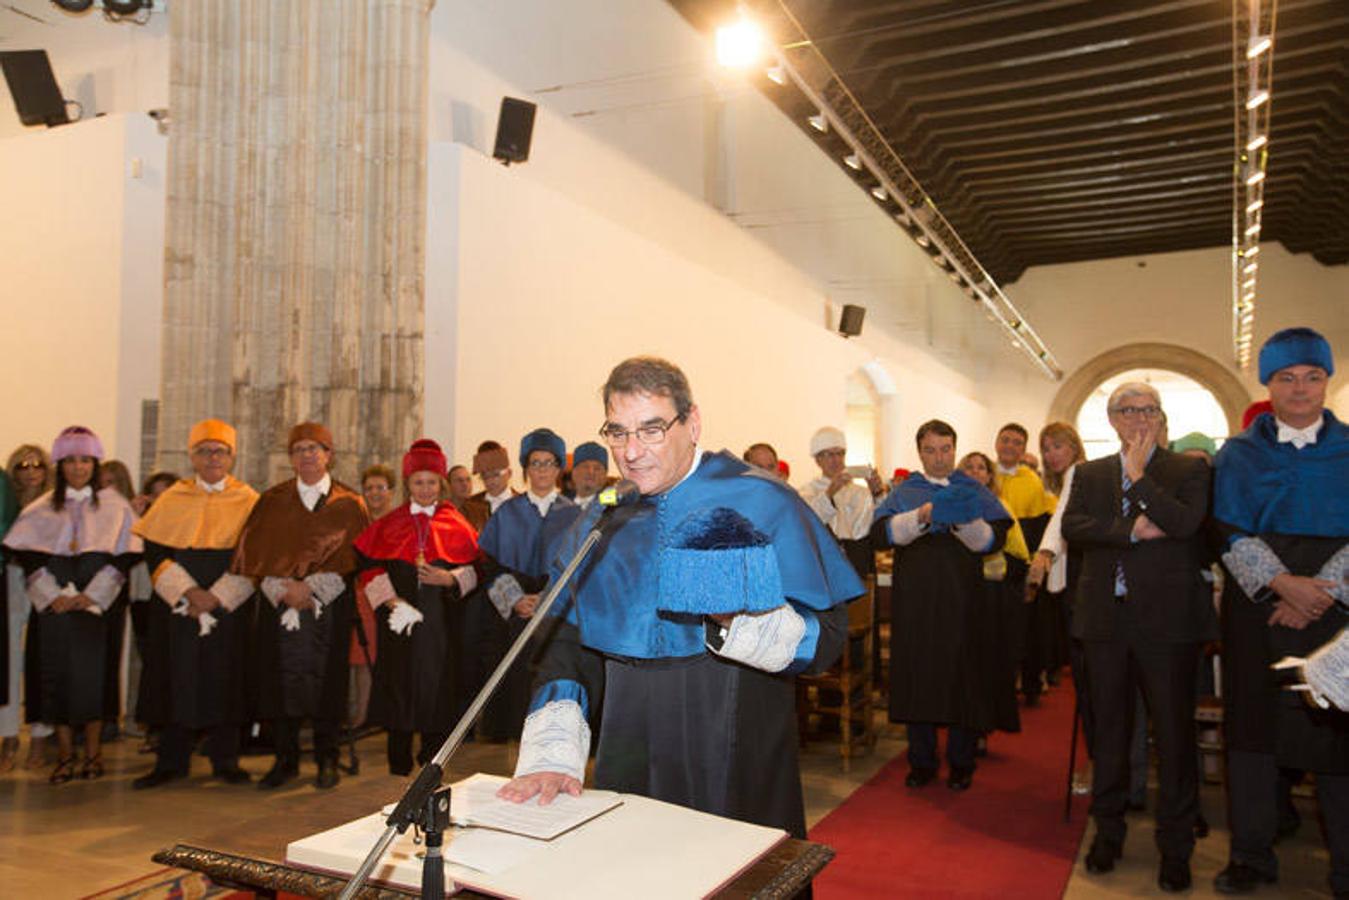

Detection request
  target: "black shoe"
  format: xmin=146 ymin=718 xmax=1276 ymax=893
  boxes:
xmin=904 ymin=767 xmax=937 ymax=788
xmin=1084 ymin=835 xmax=1122 ymax=874
xmin=1214 ymin=862 xmax=1277 ymax=894
xmin=213 ymin=764 xmax=251 ymax=785
xmin=316 ymin=759 xmax=340 ymax=790
xmin=1195 ymin=812 xmax=1210 ymax=839
xmin=1159 ymin=857 xmax=1191 ymax=893
xmin=258 ymin=758 xmax=299 ymax=790
xmin=133 ymin=768 xmax=185 ymax=790
xmin=1024 ymin=693 xmax=1041 ymax=708
xmin=974 ymin=737 xmax=988 ymax=758
xmin=947 ymin=767 xmax=974 ymax=792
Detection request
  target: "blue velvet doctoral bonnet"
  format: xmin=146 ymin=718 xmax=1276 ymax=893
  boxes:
xmin=872 ymin=469 xmax=1010 ymax=531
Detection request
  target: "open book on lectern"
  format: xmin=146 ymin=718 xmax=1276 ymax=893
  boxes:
xmin=286 ymin=773 xmax=787 ymax=898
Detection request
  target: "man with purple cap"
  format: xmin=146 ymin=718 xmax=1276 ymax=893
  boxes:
xmin=1213 ymin=326 xmax=1348 ymax=897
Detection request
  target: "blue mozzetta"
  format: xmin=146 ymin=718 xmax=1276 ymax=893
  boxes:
xmin=1214 ymin=410 xmax=1349 ymax=539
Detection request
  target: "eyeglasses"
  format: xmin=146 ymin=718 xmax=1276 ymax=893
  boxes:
xmin=191 ymin=446 xmax=232 ymax=459
xmin=1111 ymin=405 xmax=1162 ymax=419
xmin=15 ymin=460 xmax=45 ymax=470
xmin=527 ymin=458 xmax=559 ymax=470
xmin=599 ymin=415 xmax=686 ymax=448
xmin=290 ymin=442 xmax=327 ymax=456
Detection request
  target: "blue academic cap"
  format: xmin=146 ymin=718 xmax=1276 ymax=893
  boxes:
xmin=519 ymin=428 xmax=565 ymax=467
xmin=658 ymin=507 xmax=784 ymax=616
xmin=1259 ymin=327 xmax=1334 ymax=385
xmin=572 ymin=441 xmax=609 ymax=470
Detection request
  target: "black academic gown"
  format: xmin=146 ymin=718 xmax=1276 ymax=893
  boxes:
xmin=137 ymin=544 xmax=249 ymax=729
xmin=366 ymin=559 xmax=462 ymax=734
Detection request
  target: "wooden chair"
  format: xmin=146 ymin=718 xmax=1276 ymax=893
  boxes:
xmin=796 ymin=577 xmax=877 ymax=771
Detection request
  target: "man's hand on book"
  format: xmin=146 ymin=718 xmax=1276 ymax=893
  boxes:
xmin=496 ymin=771 xmax=582 ymax=806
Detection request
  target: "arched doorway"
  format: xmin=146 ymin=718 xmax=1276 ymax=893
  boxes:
xmin=1076 ymin=368 xmax=1230 ymax=458
xmin=1050 ymin=343 xmax=1252 ymax=438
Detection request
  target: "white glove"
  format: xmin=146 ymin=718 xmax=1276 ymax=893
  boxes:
xmin=387 ymin=601 xmax=424 ymax=635
xmin=173 ymin=599 xmax=218 ymax=637
xmin=280 ymin=607 xmax=302 ymax=632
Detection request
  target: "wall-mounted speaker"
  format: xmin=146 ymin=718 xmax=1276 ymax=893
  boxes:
xmin=0 ymin=50 xmax=70 ymax=128
xmin=838 ymin=304 xmax=866 ymax=337
xmin=493 ymin=97 xmax=536 ymax=166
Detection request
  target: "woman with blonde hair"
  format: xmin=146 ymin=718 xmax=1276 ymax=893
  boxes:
xmin=2 ymin=444 xmax=54 ymax=771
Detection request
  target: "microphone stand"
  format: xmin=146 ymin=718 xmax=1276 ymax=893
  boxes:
xmin=337 ymin=497 xmax=624 ymax=900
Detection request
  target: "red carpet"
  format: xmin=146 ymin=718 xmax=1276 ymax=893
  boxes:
xmin=809 ymin=680 xmax=1091 ymax=899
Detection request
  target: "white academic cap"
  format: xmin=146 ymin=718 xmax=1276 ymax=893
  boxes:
xmin=810 ymin=426 xmax=846 ymax=458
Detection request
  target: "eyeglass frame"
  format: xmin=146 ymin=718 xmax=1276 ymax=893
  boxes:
xmin=1109 ymin=404 xmax=1163 ymax=419
xmin=598 ymin=414 xmax=687 ymax=448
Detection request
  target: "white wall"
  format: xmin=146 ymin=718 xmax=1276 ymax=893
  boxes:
xmin=0 ymin=112 xmax=165 ymax=474
xmin=996 ymin=244 xmax=1349 ymax=436
xmin=0 ymin=0 xmax=168 ymax=141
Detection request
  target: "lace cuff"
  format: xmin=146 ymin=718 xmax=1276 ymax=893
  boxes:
xmin=887 ymin=508 xmax=928 ymax=547
xmin=26 ymin=569 xmax=62 ymax=612
xmin=305 ymin=571 xmax=347 ymax=605
xmin=260 ymin=576 xmax=288 ymax=607
xmin=1313 ymin=543 xmax=1349 ymax=606
xmin=363 ymin=571 xmax=397 ymax=608
xmin=514 ymin=700 xmax=590 ymax=782
xmin=952 ymin=518 xmax=994 ymax=553
xmin=1222 ymin=536 xmax=1288 ymax=602
xmin=488 ymin=574 xmax=524 ymax=620
xmin=83 ymin=565 xmax=125 ymax=610
xmin=210 ymin=573 xmax=256 ymax=612
xmin=151 ymin=560 xmax=198 ymax=607
xmin=711 ymin=603 xmax=806 ymax=673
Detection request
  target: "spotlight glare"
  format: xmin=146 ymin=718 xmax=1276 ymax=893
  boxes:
xmin=1247 ymin=35 xmax=1272 ymax=58
xmin=844 ymin=152 xmax=862 ymax=171
xmin=1246 ymin=90 xmax=1269 ymax=110
xmin=765 ymin=65 xmax=786 ymax=85
xmin=808 ymin=112 xmax=828 ymax=133
xmin=715 ymin=19 xmax=765 ymax=68
xmin=1246 ymin=134 xmax=1268 ymax=152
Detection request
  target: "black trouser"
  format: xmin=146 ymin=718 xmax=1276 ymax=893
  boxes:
xmin=907 ymin=722 xmax=977 ymax=771
xmin=1084 ymin=634 xmax=1200 ymax=860
xmin=1228 ymin=749 xmax=1349 ymax=893
xmin=386 ymin=729 xmax=447 ymax=775
xmin=272 ymin=716 xmax=339 ymax=764
xmin=157 ymin=722 xmax=239 ymax=774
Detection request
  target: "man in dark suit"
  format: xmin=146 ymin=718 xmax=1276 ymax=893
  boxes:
xmin=1063 ymin=382 xmax=1215 ymax=893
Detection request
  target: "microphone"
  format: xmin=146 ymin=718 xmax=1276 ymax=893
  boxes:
xmin=597 ymin=479 xmax=640 ymax=509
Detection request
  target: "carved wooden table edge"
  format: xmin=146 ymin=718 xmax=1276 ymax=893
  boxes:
xmin=152 ymin=838 xmax=834 ymax=899
xmin=152 ymin=843 xmax=417 ymax=899
xmin=748 ymin=841 xmax=834 ymax=899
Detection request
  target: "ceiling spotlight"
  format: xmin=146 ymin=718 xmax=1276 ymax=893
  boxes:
xmin=1245 ymin=244 xmax=1260 ymax=257
xmin=765 ymin=65 xmax=786 ymax=86
xmin=870 ymin=185 xmax=887 ymax=201
xmin=914 ymin=233 xmax=931 ymax=249
xmin=1247 ymin=35 xmax=1272 ymax=58
xmin=1242 ymin=262 xmax=1257 ymax=276
xmin=1246 ymin=168 xmax=1266 ymax=186
xmin=715 ymin=18 xmax=765 ymax=68
xmin=1246 ymin=90 xmax=1270 ymax=110
xmin=808 ymin=112 xmax=828 ymax=133
xmin=1246 ymin=134 xmax=1268 ymax=152
xmin=1242 ymin=277 xmax=1257 ymax=290
xmin=1244 ymin=223 xmax=1261 ymax=238
xmin=1245 ymin=198 xmax=1264 ymax=214
xmin=844 ymin=152 xmax=862 ymax=171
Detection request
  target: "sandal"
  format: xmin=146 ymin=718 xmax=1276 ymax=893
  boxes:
xmin=49 ymin=757 xmax=77 ymax=785
xmin=0 ymin=736 xmax=18 ymax=774
xmin=82 ymin=755 xmax=105 ymax=780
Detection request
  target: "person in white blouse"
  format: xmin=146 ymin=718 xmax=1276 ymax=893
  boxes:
xmin=799 ymin=427 xmax=875 ymax=576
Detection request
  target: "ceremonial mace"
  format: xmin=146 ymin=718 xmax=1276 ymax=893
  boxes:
xmin=337 ymin=481 xmax=639 ymax=900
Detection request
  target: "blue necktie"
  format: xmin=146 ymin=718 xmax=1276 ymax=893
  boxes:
xmin=1115 ymin=470 xmax=1131 ymax=597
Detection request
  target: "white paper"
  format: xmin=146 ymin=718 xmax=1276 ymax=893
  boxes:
xmin=453 ymin=772 xmax=623 ymax=840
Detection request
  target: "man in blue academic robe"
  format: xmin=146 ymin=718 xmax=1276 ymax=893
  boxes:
xmin=496 ymin=357 xmax=862 ymax=839
xmin=1212 ymin=327 xmax=1348 ymax=897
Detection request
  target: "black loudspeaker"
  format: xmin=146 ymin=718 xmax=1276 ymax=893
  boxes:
xmin=838 ymin=304 xmax=866 ymax=337
xmin=0 ymin=50 xmax=70 ymax=128
xmin=493 ymin=97 xmax=536 ymax=165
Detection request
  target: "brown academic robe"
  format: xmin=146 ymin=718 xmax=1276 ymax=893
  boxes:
xmin=232 ymin=478 xmax=369 ymax=722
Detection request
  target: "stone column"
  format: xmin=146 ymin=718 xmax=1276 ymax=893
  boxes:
xmin=159 ymin=0 xmax=432 ymax=487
